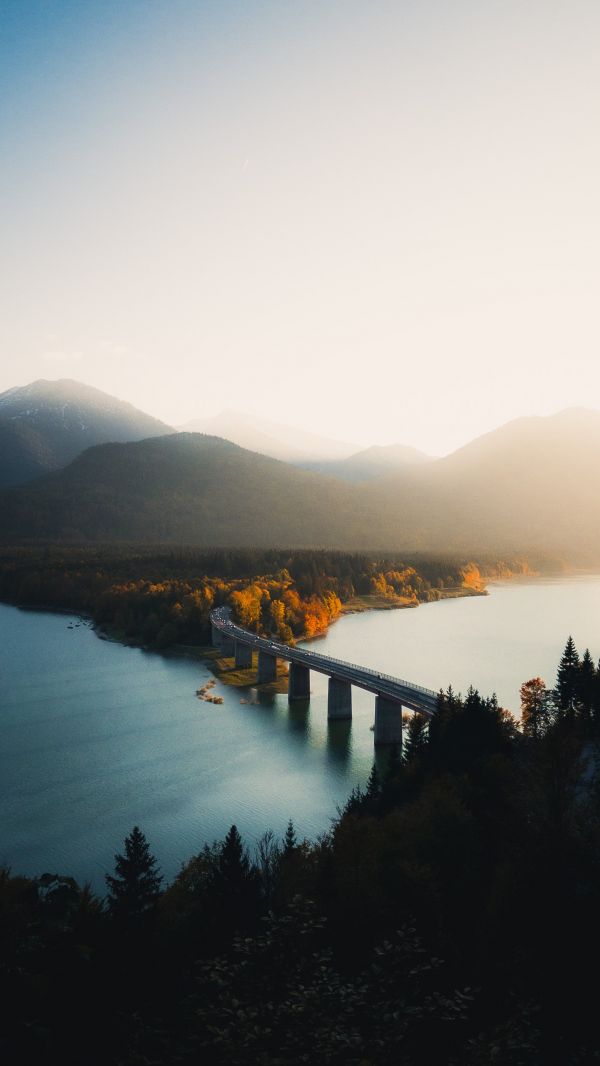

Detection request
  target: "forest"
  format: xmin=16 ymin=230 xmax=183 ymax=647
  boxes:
xmin=2 ymin=636 xmax=600 ymax=1064
xmin=0 ymin=545 xmax=543 ymax=648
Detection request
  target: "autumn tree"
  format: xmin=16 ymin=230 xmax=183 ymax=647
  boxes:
xmin=520 ymin=677 xmax=550 ymax=738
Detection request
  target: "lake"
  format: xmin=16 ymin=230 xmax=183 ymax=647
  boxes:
xmin=2 ymin=574 xmax=600 ymax=889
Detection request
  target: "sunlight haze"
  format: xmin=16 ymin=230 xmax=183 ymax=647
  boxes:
xmin=2 ymin=0 xmax=599 ymax=455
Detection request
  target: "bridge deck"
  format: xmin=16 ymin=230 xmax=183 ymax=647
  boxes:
xmin=211 ymin=607 xmax=438 ymax=716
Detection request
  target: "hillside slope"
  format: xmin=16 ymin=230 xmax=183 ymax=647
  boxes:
xmin=0 ymin=434 xmax=372 ymax=547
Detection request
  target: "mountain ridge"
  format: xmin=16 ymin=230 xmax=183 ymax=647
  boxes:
xmin=0 ymin=378 xmax=173 ymax=488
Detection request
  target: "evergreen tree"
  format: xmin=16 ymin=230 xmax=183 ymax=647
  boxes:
xmin=105 ymin=826 xmax=162 ymax=921
xmin=218 ymin=824 xmax=251 ymax=884
xmin=338 ymin=784 xmax=364 ymax=816
xmin=556 ymin=636 xmax=580 ymax=713
xmin=283 ymin=819 xmax=297 ymax=855
xmin=365 ymin=762 xmax=381 ymax=800
xmin=403 ymin=714 xmax=429 ymax=763
xmin=593 ymin=658 xmax=600 ymax=720
xmin=210 ymin=825 xmax=260 ymax=927
xmin=577 ymin=649 xmax=596 ymax=718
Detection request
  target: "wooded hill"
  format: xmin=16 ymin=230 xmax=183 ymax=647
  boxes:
xmin=0 ymin=408 xmax=599 ymax=558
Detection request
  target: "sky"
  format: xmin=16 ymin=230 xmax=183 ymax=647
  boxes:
xmin=1 ymin=0 xmax=599 ymax=455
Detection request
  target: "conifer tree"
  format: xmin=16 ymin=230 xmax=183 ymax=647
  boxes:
xmin=105 ymin=826 xmax=162 ymax=921
xmin=577 ymin=649 xmax=596 ymax=717
xmin=339 ymin=784 xmax=364 ymax=816
xmin=218 ymin=824 xmax=251 ymax=884
xmin=556 ymin=636 xmax=580 ymax=713
xmin=283 ymin=819 xmax=297 ymax=855
xmin=214 ymin=824 xmax=261 ymax=927
xmin=594 ymin=658 xmax=600 ymax=720
xmin=365 ymin=762 xmax=381 ymax=800
xmin=403 ymin=714 xmax=429 ymax=763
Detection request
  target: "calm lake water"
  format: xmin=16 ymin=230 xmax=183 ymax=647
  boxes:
xmin=2 ymin=575 xmax=600 ymax=889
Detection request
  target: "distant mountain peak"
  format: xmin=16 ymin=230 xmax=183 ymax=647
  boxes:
xmin=178 ymin=409 xmax=358 ymax=463
xmin=0 ymin=378 xmax=173 ymax=490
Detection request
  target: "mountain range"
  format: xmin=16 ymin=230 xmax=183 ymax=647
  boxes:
xmin=0 ymin=380 xmax=598 ymax=558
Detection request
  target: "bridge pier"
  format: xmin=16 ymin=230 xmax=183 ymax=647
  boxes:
xmin=234 ymin=641 xmax=253 ymax=669
xmin=374 ymin=695 xmax=403 ymax=745
xmin=328 ymin=677 xmax=352 ymax=720
xmin=288 ymin=662 xmax=310 ymax=701
xmin=257 ymin=650 xmax=277 ymax=683
xmin=211 ymin=622 xmax=222 ymax=648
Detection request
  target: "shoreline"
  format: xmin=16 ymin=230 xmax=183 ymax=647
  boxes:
xmin=0 ymin=566 xmax=564 ymax=687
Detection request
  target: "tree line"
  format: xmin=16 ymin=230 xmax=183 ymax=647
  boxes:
xmin=0 ymin=545 xmax=536 ymax=650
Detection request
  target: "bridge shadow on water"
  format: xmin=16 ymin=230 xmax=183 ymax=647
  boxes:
xmin=243 ymin=689 xmax=314 ymax=747
xmin=325 ymin=719 xmax=352 ymax=768
xmin=286 ymin=699 xmax=311 ymax=738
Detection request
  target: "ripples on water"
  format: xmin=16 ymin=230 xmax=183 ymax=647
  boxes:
xmin=2 ymin=575 xmax=599 ymax=887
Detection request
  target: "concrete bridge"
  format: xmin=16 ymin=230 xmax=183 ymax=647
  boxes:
xmin=210 ymin=606 xmax=438 ymax=746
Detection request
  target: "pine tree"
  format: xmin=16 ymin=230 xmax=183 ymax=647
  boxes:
xmin=339 ymin=784 xmax=364 ymax=816
xmin=283 ymin=819 xmax=297 ymax=855
xmin=556 ymin=636 xmax=580 ymax=713
xmin=594 ymin=659 xmax=600 ymax=720
xmin=577 ymin=649 xmax=596 ymax=718
xmin=106 ymin=826 xmax=162 ymax=921
xmin=365 ymin=762 xmax=381 ymax=800
xmin=212 ymin=824 xmax=259 ymax=925
xmin=403 ymin=713 xmax=429 ymax=763
xmin=218 ymin=824 xmax=251 ymax=884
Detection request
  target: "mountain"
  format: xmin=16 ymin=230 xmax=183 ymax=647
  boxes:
xmin=300 ymin=443 xmax=434 ymax=482
xmin=360 ymin=407 xmax=600 ymax=557
xmin=0 ymin=434 xmax=368 ymax=547
xmin=1 ymin=408 xmax=600 ymax=559
xmin=178 ymin=410 xmax=358 ymax=463
xmin=0 ymin=379 xmax=173 ymax=488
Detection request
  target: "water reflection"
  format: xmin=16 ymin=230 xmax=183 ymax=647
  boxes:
xmin=326 ymin=719 xmax=352 ymax=767
xmin=286 ymin=700 xmax=310 ymax=738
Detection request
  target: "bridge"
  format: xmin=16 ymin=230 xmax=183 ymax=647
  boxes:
xmin=210 ymin=606 xmax=438 ymax=746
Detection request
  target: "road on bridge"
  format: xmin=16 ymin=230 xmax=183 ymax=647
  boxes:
xmin=211 ymin=606 xmax=438 ymax=717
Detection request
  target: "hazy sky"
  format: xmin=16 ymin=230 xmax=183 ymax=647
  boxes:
xmin=1 ymin=0 xmax=599 ymax=454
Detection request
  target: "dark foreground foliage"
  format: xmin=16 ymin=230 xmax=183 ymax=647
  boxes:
xmin=3 ymin=638 xmax=600 ymax=1064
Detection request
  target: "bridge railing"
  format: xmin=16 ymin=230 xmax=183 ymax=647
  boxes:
xmin=211 ymin=607 xmax=438 ymax=705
